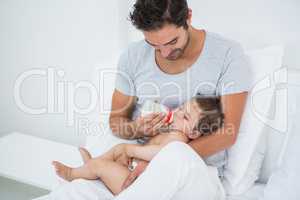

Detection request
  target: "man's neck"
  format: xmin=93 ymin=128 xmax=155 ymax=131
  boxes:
xmin=154 ymin=27 xmax=206 ymax=75
xmin=179 ymin=27 xmax=205 ymax=60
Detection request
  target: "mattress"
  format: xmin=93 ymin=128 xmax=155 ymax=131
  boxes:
xmin=226 ymin=183 xmax=265 ymax=200
xmin=33 ymin=183 xmax=266 ymax=200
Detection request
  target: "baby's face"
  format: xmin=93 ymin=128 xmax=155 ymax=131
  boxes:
xmin=169 ymin=99 xmax=202 ymax=138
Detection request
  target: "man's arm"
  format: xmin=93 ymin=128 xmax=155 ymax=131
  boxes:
xmin=189 ymin=92 xmax=248 ymax=157
xmin=109 ymin=89 xmax=138 ymax=139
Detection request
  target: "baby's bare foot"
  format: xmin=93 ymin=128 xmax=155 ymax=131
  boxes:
xmin=79 ymin=147 xmax=92 ymax=163
xmin=52 ymin=161 xmax=73 ymax=181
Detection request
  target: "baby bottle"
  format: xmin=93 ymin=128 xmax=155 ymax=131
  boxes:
xmin=140 ymin=100 xmax=174 ymax=124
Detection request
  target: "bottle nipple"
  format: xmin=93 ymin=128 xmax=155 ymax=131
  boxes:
xmin=165 ymin=109 xmax=174 ymax=124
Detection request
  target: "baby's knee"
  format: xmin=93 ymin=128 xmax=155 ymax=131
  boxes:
xmin=86 ymin=158 xmax=103 ymax=174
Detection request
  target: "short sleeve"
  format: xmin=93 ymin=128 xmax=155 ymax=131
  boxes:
xmin=114 ymin=49 xmax=136 ymax=96
xmin=216 ymin=43 xmax=252 ymax=96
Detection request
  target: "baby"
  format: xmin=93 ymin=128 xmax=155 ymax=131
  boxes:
xmin=52 ymin=96 xmax=224 ymax=195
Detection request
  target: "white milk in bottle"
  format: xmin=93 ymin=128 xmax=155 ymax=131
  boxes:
xmin=140 ymin=100 xmax=174 ymax=124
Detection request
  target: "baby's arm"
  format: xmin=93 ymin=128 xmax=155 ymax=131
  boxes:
xmin=126 ymin=144 xmax=162 ymax=161
xmin=126 ymin=131 xmax=189 ymax=161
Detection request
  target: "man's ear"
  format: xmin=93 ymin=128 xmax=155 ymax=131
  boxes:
xmin=188 ymin=129 xmax=202 ymax=139
xmin=187 ymin=8 xmax=192 ymax=25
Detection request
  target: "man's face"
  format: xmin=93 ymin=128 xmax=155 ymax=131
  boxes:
xmin=143 ymin=24 xmax=190 ymax=60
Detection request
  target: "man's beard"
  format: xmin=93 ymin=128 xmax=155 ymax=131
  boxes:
xmin=166 ymin=32 xmax=191 ymax=61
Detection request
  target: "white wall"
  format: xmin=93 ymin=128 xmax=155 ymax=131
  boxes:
xmin=1 ymin=0 xmax=299 ymax=146
xmin=189 ymin=0 xmax=300 ymax=68
xmin=0 ymin=0 xmax=121 ymax=145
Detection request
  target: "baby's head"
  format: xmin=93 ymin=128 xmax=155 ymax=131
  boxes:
xmin=170 ymin=96 xmax=224 ymax=139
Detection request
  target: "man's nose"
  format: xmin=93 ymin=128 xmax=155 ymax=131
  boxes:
xmin=160 ymin=47 xmax=172 ymax=58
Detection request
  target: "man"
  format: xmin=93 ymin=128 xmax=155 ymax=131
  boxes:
xmin=51 ymin=0 xmax=250 ymax=199
xmin=110 ymin=0 xmax=250 ymax=196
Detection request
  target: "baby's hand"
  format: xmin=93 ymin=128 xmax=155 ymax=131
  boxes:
xmin=121 ymin=160 xmax=149 ymax=190
xmin=113 ymin=144 xmax=132 ymax=167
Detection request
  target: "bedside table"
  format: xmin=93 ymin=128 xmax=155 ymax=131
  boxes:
xmin=0 ymin=132 xmax=82 ymax=191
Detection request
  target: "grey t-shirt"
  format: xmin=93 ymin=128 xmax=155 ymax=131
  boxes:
xmin=114 ymin=31 xmax=251 ymax=173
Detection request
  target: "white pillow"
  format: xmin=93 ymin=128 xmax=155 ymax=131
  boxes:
xmin=223 ymin=45 xmax=284 ymax=195
xmin=259 ymin=68 xmax=296 ymax=183
xmin=262 ymin=85 xmax=300 ymax=200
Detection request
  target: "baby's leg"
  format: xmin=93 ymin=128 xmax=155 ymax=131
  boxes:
xmin=52 ymin=148 xmax=131 ymax=195
xmin=78 ymin=147 xmax=91 ymax=163
xmin=90 ymin=158 xmax=131 ymax=195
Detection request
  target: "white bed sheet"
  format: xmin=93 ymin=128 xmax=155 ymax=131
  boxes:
xmin=226 ymin=183 xmax=265 ymax=200
xmin=33 ymin=183 xmax=266 ymax=200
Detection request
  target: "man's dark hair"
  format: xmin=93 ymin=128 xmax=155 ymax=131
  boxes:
xmin=129 ymin=0 xmax=189 ymax=31
xmin=194 ymin=96 xmax=224 ymax=135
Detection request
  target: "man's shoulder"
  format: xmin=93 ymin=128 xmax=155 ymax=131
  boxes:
xmin=125 ymin=40 xmax=152 ymax=58
xmin=206 ymin=32 xmax=242 ymax=49
xmin=117 ymin=40 xmax=152 ymax=74
xmin=205 ymin=31 xmax=244 ymax=59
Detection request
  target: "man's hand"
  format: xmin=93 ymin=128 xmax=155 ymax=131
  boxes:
xmin=133 ymin=113 xmax=167 ymax=137
xmin=109 ymin=90 xmax=169 ymax=139
xmin=121 ymin=160 xmax=149 ymax=190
